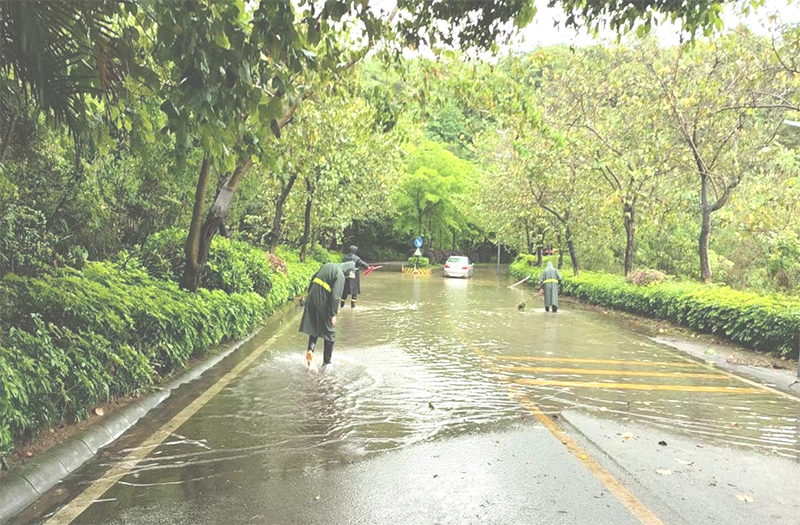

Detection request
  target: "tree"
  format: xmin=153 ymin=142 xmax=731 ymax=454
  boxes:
xmin=645 ymin=33 xmax=788 ymax=282
xmin=393 ymin=141 xmax=476 ymax=247
xmin=0 ymin=0 xmax=132 ymax=143
xmin=566 ymin=43 xmax=675 ymax=275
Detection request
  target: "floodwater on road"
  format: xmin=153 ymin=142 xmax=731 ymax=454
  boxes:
xmin=14 ymin=267 xmax=800 ymax=525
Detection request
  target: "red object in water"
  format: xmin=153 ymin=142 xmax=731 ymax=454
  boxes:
xmin=363 ymin=265 xmax=383 ymax=277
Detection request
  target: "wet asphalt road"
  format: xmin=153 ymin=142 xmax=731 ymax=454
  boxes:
xmin=12 ymin=268 xmax=800 ymax=525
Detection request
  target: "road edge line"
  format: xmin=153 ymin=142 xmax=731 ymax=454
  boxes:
xmin=514 ymin=393 xmax=668 ymax=525
xmin=37 ymin=314 xmax=299 ymax=525
xmin=0 ymin=307 xmax=298 ymax=525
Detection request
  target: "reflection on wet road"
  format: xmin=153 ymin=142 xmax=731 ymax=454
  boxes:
xmin=16 ymin=268 xmax=800 ymax=525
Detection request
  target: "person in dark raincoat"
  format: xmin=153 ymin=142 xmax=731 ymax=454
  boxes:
xmin=300 ymin=261 xmax=356 ymax=366
xmin=340 ymin=245 xmax=370 ymax=308
xmin=538 ymin=261 xmax=563 ymax=313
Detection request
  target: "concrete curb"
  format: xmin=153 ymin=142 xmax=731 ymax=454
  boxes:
xmin=0 ymin=329 xmax=261 ymax=524
xmin=653 ymin=336 xmax=800 ymax=398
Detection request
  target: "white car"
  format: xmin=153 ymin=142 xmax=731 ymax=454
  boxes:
xmin=443 ymin=256 xmax=474 ymax=278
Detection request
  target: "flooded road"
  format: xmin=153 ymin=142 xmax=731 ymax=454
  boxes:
xmin=14 ymin=268 xmax=800 ymax=525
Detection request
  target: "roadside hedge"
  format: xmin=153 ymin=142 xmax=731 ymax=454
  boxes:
xmin=407 ymin=256 xmax=430 ymax=268
xmin=0 ymin=237 xmax=326 ymax=456
xmin=510 ymin=255 xmax=800 ymax=358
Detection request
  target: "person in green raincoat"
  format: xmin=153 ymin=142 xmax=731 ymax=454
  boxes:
xmin=538 ymin=261 xmax=563 ymax=313
xmin=300 ymin=261 xmax=356 ymax=366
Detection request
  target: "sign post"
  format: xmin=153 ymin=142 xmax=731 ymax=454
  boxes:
xmin=413 ymin=237 xmax=423 ymax=269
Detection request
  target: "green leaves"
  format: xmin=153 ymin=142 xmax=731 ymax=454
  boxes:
xmin=0 ymin=238 xmax=325 ymax=457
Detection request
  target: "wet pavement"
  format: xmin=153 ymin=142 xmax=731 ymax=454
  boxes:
xmin=12 ymin=268 xmax=800 ymax=525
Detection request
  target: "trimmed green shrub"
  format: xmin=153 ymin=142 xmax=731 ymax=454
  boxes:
xmin=510 ymin=257 xmax=800 ymax=358
xmin=310 ymin=245 xmax=343 ymax=264
xmin=0 ymin=248 xmax=321 ymax=457
xmin=275 ymin=246 xmax=301 ymax=264
xmin=141 ymin=228 xmax=275 ymax=297
xmin=408 ymin=256 xmax=430 ymax=268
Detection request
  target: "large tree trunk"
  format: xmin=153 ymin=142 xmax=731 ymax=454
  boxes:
xmin=269 ymin=173 xmax=298 ymax=254
xmin=699 ymin=206 xmax=713 ymax=283
xmin=181 ymin=156 xmax=212 ymax=291
xmin=623 ymin=202 xmax=636 ymax=276
xmin=565 ymin=223 xmax=580 ymax=277
xmin=181 ymin=158 xmax=253 ymax=291
xmin=698 ymin=173 xmax=713 ymax=283
xmin=299 ymin=181 xmax=314 ymax=263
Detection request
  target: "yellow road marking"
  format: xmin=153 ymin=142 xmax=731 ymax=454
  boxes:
xmin=449 ymin=324 xmax=666 ymax=525
xmin=502 ymin=365 xmax=726 ymax=379
xmin=494 ymin=355 xmax=702 ymax=368
xmin=44 ymin=314 xmax=300 ymax=525
xmin=515 ymin=378 xmax=765 ymax=394
xmin=513 ymin=393 xmax=666 ymax=525
xmin=671 ymin=354 xmax=800 ymax=403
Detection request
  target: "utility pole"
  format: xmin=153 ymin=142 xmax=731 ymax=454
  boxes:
xmin=496 ymin=243 xmax=501 ymax=273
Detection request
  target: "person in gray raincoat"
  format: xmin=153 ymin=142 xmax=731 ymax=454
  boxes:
xmin=300 ymin=261 xmax=356 ymax=366
xmin=340 ymin=245 xmax=370 ymax=308
xmin=538 ymin=261 xmax=563 ymax=313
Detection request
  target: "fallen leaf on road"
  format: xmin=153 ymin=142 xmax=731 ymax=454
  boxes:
xmin=658 ymin=440 xmax=668 ymax=446
xmin=428 ymin=402 xmax=435 ymax=410
xmin=94 ymin=407 xmax=105 ymax=417
xmin=656 ymin=469 xmax=672 ymax=476
xmin=736 ymin=494 xmax=754 ymax=503
xmin=580 ymin=454 xmax=587 ymax=460
xmin=674 ymin=459 xmax=694 ymax=466
xmin=731 ymin=422 xmax=739 ymax=428
xmin=621 ymin=432 xmax=635 ymax=441
xmin=704 ymin=348 xmax=717 ymax=355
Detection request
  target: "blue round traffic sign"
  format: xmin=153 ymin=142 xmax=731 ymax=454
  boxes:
xmin=414 ymin=237 xmax=424 ymax=248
